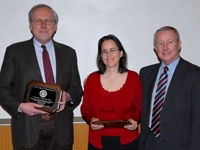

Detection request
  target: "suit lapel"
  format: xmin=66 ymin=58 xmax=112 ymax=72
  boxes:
xmin=23 ymin=39 xmax=43 ymax=81
xmin=144 ymin=64 xmax=160 ymax=123
xmin=161 ymin=58 xmax=186 ymax=114
xmin=53 ymin=41 xmax=62 ymax=85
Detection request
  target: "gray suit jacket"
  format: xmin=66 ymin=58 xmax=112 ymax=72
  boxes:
xmin=138 ymin=58 xmax=200 ymax=150
xmin=0 ymin=38 xmax=83 ymax=148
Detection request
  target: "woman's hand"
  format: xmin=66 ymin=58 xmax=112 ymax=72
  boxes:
xmin=124 ymin=118 xmax=138 ymax=130
xmin=90 ymin=117 xmax=104 ymax=130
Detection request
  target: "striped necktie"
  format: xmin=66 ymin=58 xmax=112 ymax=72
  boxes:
xmin=41 ymin=45 xmax=55 ymax=84
xmin=151 ymin=67 xmax=168 ymax=137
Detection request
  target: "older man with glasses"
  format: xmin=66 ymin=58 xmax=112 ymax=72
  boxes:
xmin=0 ymin=4 xmax=83 ymax=150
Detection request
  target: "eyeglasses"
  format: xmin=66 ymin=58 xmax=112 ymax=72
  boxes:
xmin=31 ymin=19 xmax=56 ymax=25
xmin=101 ymin=48 xmax=119 ymax=56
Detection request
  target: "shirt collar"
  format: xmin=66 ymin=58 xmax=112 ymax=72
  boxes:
xmin=161 ymin=57 xmax=180 ymax=75
xmin=33 ymin=38 xmax=53 ymax=51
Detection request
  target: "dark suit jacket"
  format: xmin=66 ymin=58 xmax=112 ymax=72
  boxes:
xmin=138 ymin=58 xmax=200 ymax=150
xmin=0 ymin=38 xmax=83 ymax=148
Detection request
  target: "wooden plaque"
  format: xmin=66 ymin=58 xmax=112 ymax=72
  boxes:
xmin=92 ymin=120 xmax=131 ymax=128
xmin=24 ymin=80 xmax=62 ymax=113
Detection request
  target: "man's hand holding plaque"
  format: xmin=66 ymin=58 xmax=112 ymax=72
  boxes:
xmin=24 ymin=80 xmax=63 ymax=113
xmin=56 ymin=91 xmax=71 ymax=113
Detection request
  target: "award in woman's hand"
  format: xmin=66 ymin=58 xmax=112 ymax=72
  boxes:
xmin=24 ymin=80 xmax=62 ymax=113
xmin=92 ymin=120 xmax=131 ymax=128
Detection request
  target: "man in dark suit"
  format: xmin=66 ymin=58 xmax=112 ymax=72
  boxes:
xmin=0 ymin=4 xmax=83 ymax=150
xmin=138 ymin=26 xmax=200 ymax=150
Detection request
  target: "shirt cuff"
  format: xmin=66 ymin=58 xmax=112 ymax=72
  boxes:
xmin=67 ymin=97 xmax=74 ymax=108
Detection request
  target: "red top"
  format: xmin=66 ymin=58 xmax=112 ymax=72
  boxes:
xmin=81 ymin=70 xmax=142 ymax=149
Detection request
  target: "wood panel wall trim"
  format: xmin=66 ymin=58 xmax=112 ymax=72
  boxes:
xmin=0 ymin=122 xmax=89 ymax=150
